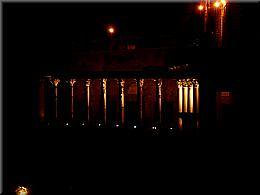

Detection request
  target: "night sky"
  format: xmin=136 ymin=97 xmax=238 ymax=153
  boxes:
xmin=4 ymin=2 xmax=259 ymax=70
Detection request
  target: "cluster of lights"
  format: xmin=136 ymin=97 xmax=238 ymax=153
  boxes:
xmin=198 ymin=0 xmax=227 ymax=11
xmin=177 ymin=79 xmax=199 ymax=87
xmin=15 ymin=186 xmax=29 ymax=195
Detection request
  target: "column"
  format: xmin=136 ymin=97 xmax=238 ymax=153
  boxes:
xmin=119 ymin=79 xmax=125 ymax=126
xmin=86 ymin=79 xmax=91 ymax=123
xmin=69 ymin=79 xmax=76 ymax=120
xmin=51 ymin=78 xmax=60 ymax=120
xmin=102 ymin=78 xmax=107 ymax=125
xmin=177 ymin=80 xmax=183 ymax=113
xmin=137 ymin=79 xmax=144 ymax=123
xmin=194 ymin=79 xmax=200 ymax=114
xmin=157 ymin=79 xmax=162 ymax=123
xmin=188 ymin=79 xmax=194 ymax=113
xmin=183 ymin=79 xmax=188 ymax=113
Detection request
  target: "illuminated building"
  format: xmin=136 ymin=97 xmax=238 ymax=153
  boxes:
xmin=37 ymin=33 xmax=201 ymax=132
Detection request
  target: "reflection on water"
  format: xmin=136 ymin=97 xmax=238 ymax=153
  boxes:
xmin=178 ymin=117 xmax=183 ymax=130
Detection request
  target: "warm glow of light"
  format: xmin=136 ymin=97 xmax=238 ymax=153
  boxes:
xmin=221 ymin=0 xmax=227 ymax=7
xmin=183 ymin=86 xmax=188 ymax=113
xmin=214 ymin=1 xmax=221 ymax=8
xmin=198 ymin=5 xmax=204 ymax=11
xmin=108 ymin=27 xmax=114 ymax=34
xmin=178 ymin=82 xmax=183 ymax=113
xmin=189 ymin=85 xmax=194 ymax=113
xmin=16 ymin=186 xmax=29 ymax=195
xmin=178 ymin=117 xmax=183 ymax=130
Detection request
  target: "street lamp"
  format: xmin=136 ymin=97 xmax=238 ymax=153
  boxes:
xmin=107 ymin=25 xmax=115 ymax=37
xmin=198 ymin=4 xmax=204 ymax=11
xmin=221 ymin=0 xmax=227 ymax=7
xmin=214 ymin=1 xmax=221 ymax=8
xmin=108 ymin=27 xmax=114 ymax=34
xmin=106 ymin=24 xmax=117 ymax=50
xmin=197 ymin=0 xmax=228 ymax=48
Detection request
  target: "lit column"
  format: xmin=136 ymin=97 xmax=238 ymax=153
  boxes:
xmin=102 ymin=78 xmax=107 ymax=125
xmin=183 ymin=79 xmax=188 ymax=113
xmin=69 ymin=79 xmax=76 ymax=120
xmin=138 ymin=79 xmax=144 ymax=123
xmin=157 ymin=79 xmax=162 ymax=123
xmin=86 ymin=79 xmax=91 ymax=123
xmin=188 ymin=79 xmax=194 ymax=113
xmin=177 ymin=80 xmax=183 ymax=113
xmin=194 ymin=79 xmax=200 ymax=114
xmin=119 ymin=79 xmax=125 ymax=126
xmin=51 ymin=78 xmax=60 ymax=120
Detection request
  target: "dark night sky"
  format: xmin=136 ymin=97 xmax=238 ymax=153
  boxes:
xmin=4 ymin=3 xmax=260 ymax=64
xmin=4 ymin=3 xmax=259 ymax=69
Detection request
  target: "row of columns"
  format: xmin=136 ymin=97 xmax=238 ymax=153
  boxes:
xmin=40 ymin=78 xmax=146 ymax=126
xmin=39 ymin=77 xmax=199 ymax=126
xmin=177 ymin=79 xmax=200 ymax=114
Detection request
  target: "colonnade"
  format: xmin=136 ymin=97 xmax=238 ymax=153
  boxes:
xmin=39 ymin=77 xmax=199 ymax=127
xmin=177 ymin=79 xmax=200 ymax=114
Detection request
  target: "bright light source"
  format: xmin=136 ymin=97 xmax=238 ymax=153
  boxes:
xmin=65 ymin=122 xmax=69 ymax=126
xmin=81 ymin=122 xmax=85 ymax=126
xmin=16 ymin=186 xmax=29 ymax=195
xmin=170 ymin=127 xmax=173 ymax=130
xmin=214 ymin=1 xmax=221 ymax=8
xmin=98 ymin=123 xmax=101 ymax=127
xmin=115 ymin=124 xmax=119 ymax=128
xmin=198 ymin=5 xmax=204 ymax=11
xmin=108 ymin=27 xmax=115 ymax=34
xmin=152 ymin=126 xmax=157 ymax=130
xmin=133 ymin=125 xmax=137 ymax=129
xmin=221 ymin=0 xmax=227 ymax=7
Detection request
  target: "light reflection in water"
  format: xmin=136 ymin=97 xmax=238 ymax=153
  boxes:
xmin=178 ymin=117 xmax=183 ymax=130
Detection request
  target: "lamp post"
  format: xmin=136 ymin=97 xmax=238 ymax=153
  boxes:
xmin=197 ymin=0 xmax=227 ymax=48
xmin=107 ymin=25 xmax=116 ymax=50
